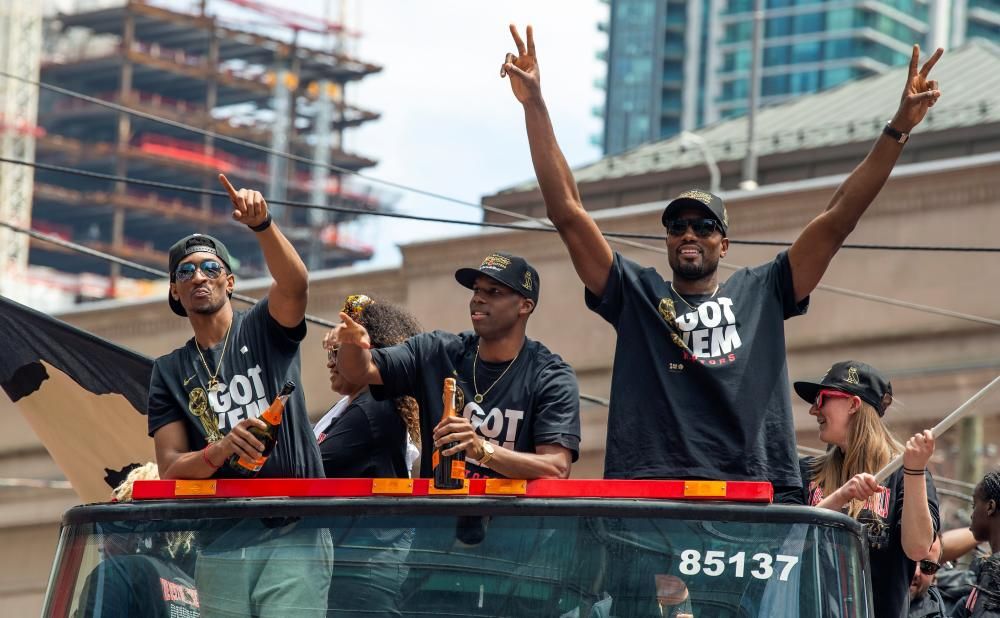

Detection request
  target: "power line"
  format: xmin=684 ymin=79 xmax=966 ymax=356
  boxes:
xmin=5 ymin=69 xmax=998 ymax=254
xmin=0 ymin=219 xmax=339 ymax=329
xmin=4 ymin=155 xmax=999 ymax=253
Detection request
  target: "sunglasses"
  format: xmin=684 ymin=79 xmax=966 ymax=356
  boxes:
xmin=327 ymin=346 xmax=339 ymax=364
xmin=665 ymin=218 xmax=720 ymax=238
xmin=918 ymin=559 xmax=941 ymax=575
xmin=814 ymin=389 xmax=853 ymax=409
xmin=175 ymin=259 xmax=225 ymax=282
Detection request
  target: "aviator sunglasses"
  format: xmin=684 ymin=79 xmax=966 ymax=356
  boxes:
xmin=174 ymin=259 xmax=225 ymax=282
xmin=665 ymin=217 xmax=720 ymax=238
xmin=918 ymin=559 xmax=941 ymax=575
xmin=813 ymin=389 xmax=854 ymax=409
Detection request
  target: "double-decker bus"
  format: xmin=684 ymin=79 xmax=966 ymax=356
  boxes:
xmin=43 ymin=478 xmax=871 ymax=617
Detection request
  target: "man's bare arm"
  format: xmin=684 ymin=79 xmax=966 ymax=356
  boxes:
xmin=788 ymin=45 xmax=942 ymax=302
xmin=154 ymin=418 xmax=267 ymax=479
xmin=219 ymin=174 xmax=309 ymax=328
xmin=335 ymin=312 xmax=384 ymax=385
xmin=504 ymin=25 xmax=613 ymax=297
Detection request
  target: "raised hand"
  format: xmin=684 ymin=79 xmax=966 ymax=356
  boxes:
xmin=337 ymin=311 xmax=372 ymax=350
xmin=219 ymin=173 xmax=270 ymax=229
xmin=501 ymin=24 xmax=541 ymax=103
xmin=902 ymin=429 xmax=935 ymax=471
xmin=893 ymin=45 xmax=943 ymax=132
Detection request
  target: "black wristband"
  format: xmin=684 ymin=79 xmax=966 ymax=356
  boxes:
xmin=249 ymin=214 xmax=272 ymax=233
xmin=902 ymin=467 xmax=926 ymax=475
xmin=883 ymin=122 xmax=909 ymax=144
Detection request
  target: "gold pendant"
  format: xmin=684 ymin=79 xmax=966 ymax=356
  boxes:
xmin=474 ymin=394 xmax=483 ymax=404
xmin=207 ymin=378 xmax=219 ymax=392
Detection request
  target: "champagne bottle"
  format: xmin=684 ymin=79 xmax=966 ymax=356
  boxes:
xmin=228 ymin=381 xmax=295 ymax=477
xmin=433 ymin=377 xmax=466 ymax=489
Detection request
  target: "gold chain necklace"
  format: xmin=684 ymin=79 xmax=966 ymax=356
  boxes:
xmin=195 ymin=320 xmax=232 ymax=392
xmin=670 ymin=282 xmax=720 ymax=313
xmin=472 ymin=344 xmax=520 ymax=404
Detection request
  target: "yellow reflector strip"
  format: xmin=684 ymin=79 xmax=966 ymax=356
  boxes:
xmin=485 ymin=479 xmax=527 ymax=495
xmin=175 ymin=480 xmax=217 ymax=496
xmin=683 ymin=481 xmax=726 ymax=497
xmin=372 ymin=479 xmax=413 ymax=494
xmin=427 ymin=481 xmax=469 ymax=495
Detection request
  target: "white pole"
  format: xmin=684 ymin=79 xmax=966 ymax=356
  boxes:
xmin=874 ymin=375 xmax=1000 ymax=483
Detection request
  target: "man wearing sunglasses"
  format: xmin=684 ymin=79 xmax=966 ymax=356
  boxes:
xmin=145 ymin=176 xmax=332 ymax=617
xmin=500 ymin=24 xmax=943 ymax=494
xmin=909 ymin=534 xmax=947 ymax=617
xmin=147 ymin=174 xmax=321 ymax=481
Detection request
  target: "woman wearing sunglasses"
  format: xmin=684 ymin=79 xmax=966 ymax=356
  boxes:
xmin=792 ymin=360 xmax=939 ymax=618
xmin=315 ymin=295 xmax=422 ymax=479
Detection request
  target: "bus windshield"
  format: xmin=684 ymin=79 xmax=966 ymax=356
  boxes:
xmin=47 ymin=499 xmax=869 ymax=618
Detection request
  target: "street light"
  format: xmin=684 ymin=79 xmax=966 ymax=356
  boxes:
xmin=679 ymin=131 xmax=721 ymax=195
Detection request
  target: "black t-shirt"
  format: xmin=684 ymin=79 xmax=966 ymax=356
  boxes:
xmin=370 ymin=330 xmax=580 ymax=478
xmin=798 ymin=457 xmax=941 ymax=618
xmin=954 ymin=553 xmax=1000 ymax=618
xmin=585 ymin=250 xmax=808 ymax=484
xmin=147 ymin=298 xmax=323 ymax=478
xmin=76 ymin=554 xmax=200 ymax=618
xmin=317 ymin=390 xmax=408 ymax=478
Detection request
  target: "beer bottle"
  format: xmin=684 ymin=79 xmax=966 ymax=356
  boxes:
xmin=228 ymin=381 xmax=295 ymax=477
xmin=433 ymin=377 xmax=466 ymax=489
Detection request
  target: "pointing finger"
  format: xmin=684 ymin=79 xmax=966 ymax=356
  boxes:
xmin=526 ymin=25 xmax=535 ymax=57
xmin=509 ymin=23 xmax=526 ymax=56
xmin=907 ymin=44 xmax=919 ymax=80
xmin=920 ymin=47 xmax=943 ymax=77
xmin=218 ymin=174 xmax=239 ymax=202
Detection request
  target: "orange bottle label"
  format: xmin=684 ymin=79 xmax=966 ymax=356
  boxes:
xmin=432 ymin=450 xmax=440 ymax=468
xmin=261 ymin=400 xmax=285 ymax=426
xmin=451 ymin=460 xmax=466 ymax=479
xmin=237 ymin=454 xmax=266 ymax=471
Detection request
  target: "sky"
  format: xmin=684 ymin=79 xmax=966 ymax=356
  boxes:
xmin=45 ymin=0 xmax=608 ymax=265
xmin=285 ymin=0 xmax=609 ymax=265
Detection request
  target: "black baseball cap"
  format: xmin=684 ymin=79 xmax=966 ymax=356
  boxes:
xmin=661 ymin=189 xmax=729 ymax=235
xmin=454 ymin=252 xmax=540 ymax=305
xmin=794 ymin=360 xmax=894 ymax=417
xmin=167 ymin=234 xmax=235 ymax=317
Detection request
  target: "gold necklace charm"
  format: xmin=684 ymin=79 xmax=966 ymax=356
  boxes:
xmin=670 ymin=282 xmax=720 ymax=313
xmin=472 ymin=343 xmax=521 ymax=405
xmin=196 ymin=320 xmax=232 ymax=394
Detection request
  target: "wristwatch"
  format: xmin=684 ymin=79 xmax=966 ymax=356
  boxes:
xmin=883 ymin=122 xmax=908 ymax=144
xmin=478 ymin=440 xmax=496 ymax=465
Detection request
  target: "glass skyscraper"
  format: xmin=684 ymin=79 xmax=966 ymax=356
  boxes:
xmin=600 ymin=0 xmax=1000 ymax=154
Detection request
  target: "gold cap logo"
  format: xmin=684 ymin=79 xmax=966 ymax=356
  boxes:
xmin=522 ymin=271 xmax=533 ymax=291
xmin=677 ymin=190 xmax=713 ymax=205
xmin=846 ymin=367 xmax=861 ymax=385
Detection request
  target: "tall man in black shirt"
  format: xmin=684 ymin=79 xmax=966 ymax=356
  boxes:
xmin=147 ymin=176 xmax=331 ymax=617
xmin=500 ymin=25 xmax=943 ymax=493
xmin=148 ymin=174 xmax=322 ymax=480
xmin=337 ymin=252 xmax=581 ymax=480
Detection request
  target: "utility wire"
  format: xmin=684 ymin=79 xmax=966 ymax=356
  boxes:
xmin=4 ymin=70 xmax=999 ymax=254
xmin=5 ymin=155 xmax=999 ymax=253
xmin=4 ymin=156 xmax=999 ymax=328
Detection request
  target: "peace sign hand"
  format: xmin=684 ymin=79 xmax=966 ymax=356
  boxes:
xmin=337 ymin=311 xmax=372 ymax=350
xmin=893 ymin=45 xmax=943 ymax=133
xmin=501 ymin=24 xmax=541 ymax=103
xmin=219 ymin=174 xmax=270 ymax=229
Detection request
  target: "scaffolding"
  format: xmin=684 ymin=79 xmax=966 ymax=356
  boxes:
xmin=29 ymin=0 xmax=385 ymax=301
xmin=0 ymin=3 xmax=42 ymax=297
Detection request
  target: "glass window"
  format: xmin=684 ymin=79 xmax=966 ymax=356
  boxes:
xmin=793 ymin=11 xmax=825 ymax=34
xmin=764 ymin=45 xmax=790 ymax=67
xmin=762 ymin=73 xmax=790 ymax=96
xmin=791 ymin=40 xmax=822 ymax=63
xmin=47 ymin=508 xmax=869 ymax=618
xmin=790 ymin=70 xmax=820 ymax=93
xmin=822 ymin=67 xmax=856 ymax=88
xmin=767 ymin=16 xmax=793 ymax=37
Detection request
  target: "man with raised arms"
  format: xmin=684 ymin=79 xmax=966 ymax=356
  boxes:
xmin=501 ymin=24 xmax=942 ymax=497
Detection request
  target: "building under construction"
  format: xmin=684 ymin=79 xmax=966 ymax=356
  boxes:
xmin=19 ymin=0 xmax=385 ymax=304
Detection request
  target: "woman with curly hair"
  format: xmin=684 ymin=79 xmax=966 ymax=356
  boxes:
xmin=314 ymin=295 xmax=422 ymax=479
xmin=793 ymin=360 xmax=939 ymax=618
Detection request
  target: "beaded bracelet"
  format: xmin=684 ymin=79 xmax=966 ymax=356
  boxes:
xmin=201 ymin=445 xmax=222 ymax=469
